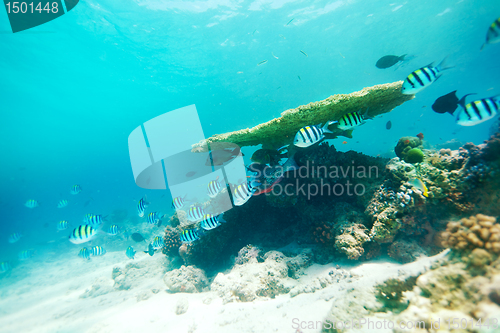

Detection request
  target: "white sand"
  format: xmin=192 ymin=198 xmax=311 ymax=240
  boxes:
xmin=0 ymin=250 xmax=447 ymax=333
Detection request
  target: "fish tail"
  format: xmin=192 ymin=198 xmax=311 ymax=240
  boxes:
xmin=480 ymin=43 xmax=486 ymax=51
xmin=322 ymin=122 xmax=333 ymax=134
xmin=436 ymin=56 xmax=454 ymax=72
xmin=218 ymin=213 xmax=226 ymax=223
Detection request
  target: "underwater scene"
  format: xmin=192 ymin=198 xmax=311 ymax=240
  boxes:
xmin=1 ymin=0 xmax=500 ymax=332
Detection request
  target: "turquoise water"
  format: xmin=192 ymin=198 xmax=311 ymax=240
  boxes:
xmin=0 ymin=0 xmax=499 ymax=308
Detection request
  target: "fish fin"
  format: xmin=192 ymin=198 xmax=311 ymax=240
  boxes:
xmin=457 ymin=93 xmax=476 ymax=110
xmin=480 ymin=43 xmax=486 ymax=51
xmin=322 ymin=122 xmax=333 ymax=134
xmin=436 ymin=56 xmax=454 ymax=71
xmin=218 ymin=213 xmax=226 ymax=223
xmin=399 ymin=54 xmax=407 ymax=61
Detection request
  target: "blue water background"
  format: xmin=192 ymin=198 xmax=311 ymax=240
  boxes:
xmin=0 ymin=0 xmax=499 ymax=261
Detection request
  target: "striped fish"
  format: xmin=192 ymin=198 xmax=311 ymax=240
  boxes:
xmin=57 ymin=221 xmax=69 ymax=231
xmin=70 ymin=184 xmax=82 ymax=195
xmin=402 ymin=58 xmax=452 ymax=95
xmin=456 ymin=96 xmax=499 ymax=126
xmin=126 ymin=246 xmax=136 ymax=259
xmin=78 ymin=247 xmax=91 ymax=260
xmin=83 ymin=214 xmax=104 ymax=226
xmin=481 ymin=17 xmax=500 ymax=51
xmin=57 ymin=199 xmax=68 ymax=208
xmin=107 ymin=225 xmax=119 ymax=235
xmin=0 ymin=261 xmax=11 ymax=273
xmin=172 ymin=195 xmax=187 ymax=209
xmin=334 ymin=110 xmax=371 ymax=130
xmin=25 ymin=199 xmax=39 ymax=208
xmin=90 ymin=245 xmax=106 ymax=256
xmin=69 ymin=225 xmax=97 ymax=244
xmin=8 ymin=232 xmax=22 ymax=244
xmin=187 ymin=205 xmax=206 ymax=222
xmin=151 ymin=236 xmax=164 ymax=249
xmin=137 ymin=196 xmax=149 ymax=217
xmin=200 ymin=213 xmax=226 ymax=231
xmin=18 ymin=249 xmax=35 ymax=260
xmin=147 ymin=212 xmax=164 ymax=225
xmin=180 ymin=229 xmax=204 ymax=243
xmin=207 ymin=177 xmax=222 ymax=198
xmin=233 ymin=182 xmax=257 ymax=206
xmin=293 ymin=122 xmax=333 ymax=148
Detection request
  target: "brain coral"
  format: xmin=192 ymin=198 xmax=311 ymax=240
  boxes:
xmin=441 ymin=214 xmax=500 ymax=253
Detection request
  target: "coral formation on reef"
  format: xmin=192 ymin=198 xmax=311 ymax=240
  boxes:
xmin=162 ymin=226 xmax=182 ymax=257
xmin=163 ymin=265 xmax=209 ymax=293
xmin=192 ymin=81 xmax=413 ymax=150
xmin=394 ymin=136 xmax=423 ymax=162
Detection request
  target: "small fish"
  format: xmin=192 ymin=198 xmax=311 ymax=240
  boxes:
xmin=272 ymin=52 xmax=279 ymax=59
xmin=207 ymin=177 xmax=222 ymax=198
xmin=416 ymin=133 xmax=424 ymax=140
xmin=481 ymin=17 xmax=500 ymax=51
xmin=185 ymin=171 xmax=196 ymax=178
xmin=8 ymin=232 xmax=22 ymax=244
xmin=293 ymin=122 xmax=334 ymax=148
xmin=376 ymin=54 xmax=406 ymax=69
xmin=257 ymin=60 xmax=268 ymax=66
xmin=342 ymin=141 xmax=347 ymax=144
xmin=297 ymin=75 xmax=301 ymax=80
xmin=402 ymin=58 xmax=452 ymax=94
xmin=408 ymin=178 xmax=428 ymax=197
xmin=151 ymin=236 xmax=164 ymax=249
xmin=83 ymin=214 xmax=105 ymax=226
xmin=286 ymin=18 xmax=294 ymax=26
xmin=126 ymin=246 xmax=136 ymax=259
xmin=187 ymin=205 xmax=206 ymax=222
xmin=90 ymin=245 xmax=106 ymax=256
xmin=300 ymin=50 xmax=308 ymax=57
xmin=78 ymin=247 xmax=91 ymax=260
xmin=172 ymin=195 xmax=187 ymax=209
xmin=432 ymin=92 xmax=475 ymax=116
xmin=386 ymin=121 xmax=392 ymax=130
xmin=206 ymin=146 xmax=242 ymax=166
xmin=25 ymin=199 xmax=38 ymax=208
xmin=180 ymin=229 xmax=205 ymax=243
xmin=147 ymin=212 xmax=164 ymax=225
xmin=0 ymin=261 xmax=11 ymax=273
xmin=57 ymin=221 xmax=69 ymax=231
xmin=144 ymin=243 xmax=155 ymax=256
xmin=456 ymin=95 xmax=499 ymax=126
xmin=70 ymin=185 xmax=82 ymax=195
xmin=137 ymin=196 xmax=149 ymax=218
xmin=57 ymin=199 xmax=68 ymax=208
xmin=131 ymin=233 xmax=145 ymax=242
xmin=18 ymin=249 xmax=35 ymax=260
xmin=107 ymin=225 xmax=119 ymax=235
xmin=233 ymin=182 xmax=257 ymax=206
xmin=69 ymin=225 xmax=98 ymax=244
xmin=200 ymin=213 xmax=226 ymax=231
xmin=333 ymin=110 xmax=371 ymax=130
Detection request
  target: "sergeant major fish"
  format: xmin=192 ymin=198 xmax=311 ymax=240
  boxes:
xmin=69 ymin=225 xmax=98 ymax=244
xmin=18 ymin=249 xmax=35 ymax=260
xmin=57 ymin=221 xmax=69 ymax=231
xmin=78 ymin=247 xmax=91 ymax=260
xmin=57 ymin=199 xmax=68 ymax=208
xmin=83 ymin=214 xmax=105 ymax=226
xmin=333 ymin=110 xmax=372 ymax=130
xmin=172 ymin=195 xmax=188 ymax=210
xmin=8 ymin=232 xmax=22 ymax=244
xmin=233 ymin=182 xmax=258 ymax=206
xmin=70 ymin=185 xmax=82 ymax=195
xmin=200 ymin=213 xmax=226 ymax=231
xmin=481 ymin=17 xmax=500 ymax=51
xmin=90 ymin=245 xmax=106 ymax=256
xmin=25 ymin=199 xmax=38 ymax=208
xmin=207 ymin=177 xmax=222 ymax=198
xmin=137 ymin=196 xmax=149 ymax=217
xmin=151 ymin=236 xmax=164 ymax=249
xmin=187 ymin=205 xmax=207 ymax=222
xmin=0 ymin=261 xmax=11 ymax=273
xmin=402 ymin=58 xmax=452 ymax=94
xmin=293 ymin=122 xmax=335 ymax=148
xmin=106 ymin=225 xmax=119 ymax=235
xmin=147 ymin=212 xmax=165 ymax=226
xmin=180 ymin=229 xmax=205 ymax=243
xmin=456 ymin=95 xmax=499 ymax=126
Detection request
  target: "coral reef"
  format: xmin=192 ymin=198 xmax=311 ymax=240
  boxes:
xmin=394 ymin=136 xmax=423 ymax=161
xmin=162 ymin=226 xmax=182 ymax=257
xmin=405 ymin=148 xmax=425 ymax=163
xmin=234 ymin=244 xmax=263 ymax=265
xmin=387 ymin=240 xmax=427 ymax=263
xmin=192 ymin=81 xmax=413 ymax=150
xmin=163 ymin=265 xmax=209 ymax=293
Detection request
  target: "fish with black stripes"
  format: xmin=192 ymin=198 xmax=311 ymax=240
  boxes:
xmin=83 ymin=214 xmax=105 ymax=226
xmin=147 ymin=212 xmax=166 ymax=226
xmin=187 ymin=205 xmax=207 ymax=222
xmin=180 ymin=228 xmax=205 ymax=243
xmin=18 ymin=249 xmax=35 ymax=260
xmin=481 ymin=17 xmax=500 ymax=51
xmin=456 ymin=95 xmax=499 ymax=126
xmin=25 ymin=199 xmax=39 ymax=208
xmin=70 ymin=184 xmax=82 ymax=195
xmin=78 ymin=247 xmax=91 ymax=260
xmin=150 ymin=236 xmax=164 ymax=249
xmin=172 ymin=195 xmax=188 ymax=210
xmin=106 ymin=224 xmax=119 ymax=235
xmin=57 ymin=199 xmax=68 ymax=208
xmin=0 ymin=261 xmax=11 ymax=273
xmin=333 ymin=109 xmax=372 ymax=130
xmin=90 ymin=245 xmax=106 ymax=256
xmin=402 ymin=58 xmax=452 ymax=94
xmin=200 ymin=213 xmax=226 ymax=231
xmin=232 ymin=181 xmax=259 ymax=206
xmin=57 ymin=220 xmax=69 ymax=231
xmin=293 ymin=122 xmax=335 ymax=148
xmin=69 ymin=225 xmax=98 ymax=244
xmin=137 ymin=196 xmax=149 ymax=217
xmin=207 ymin=177 xmax=223 ymax=198
xmin=8 ymin=232 xmax=22 ymax=244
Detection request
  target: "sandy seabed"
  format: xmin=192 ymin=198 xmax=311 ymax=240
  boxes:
xmin=0 ymin=249 xmax=446 ymax=333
